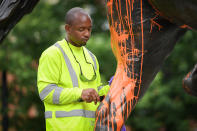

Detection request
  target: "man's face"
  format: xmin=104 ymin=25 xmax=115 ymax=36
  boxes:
xmin=66 ymin=14 xmax=92 ymax=46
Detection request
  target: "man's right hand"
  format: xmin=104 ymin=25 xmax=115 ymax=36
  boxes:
xmin=81 ymin=88 xmax=100 ymax=105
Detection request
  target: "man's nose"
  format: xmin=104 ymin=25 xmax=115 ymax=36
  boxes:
xmin=84 ymin=30 xmax=91 ymax=38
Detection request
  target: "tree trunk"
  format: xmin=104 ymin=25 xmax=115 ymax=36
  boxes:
xmin=2 ymin=70 xmax=8 ymax=131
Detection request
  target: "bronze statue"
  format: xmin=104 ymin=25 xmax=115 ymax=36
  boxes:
xmin=95 ymin=0 xmax=197 ymax=130
xmin=0 ymin=0 xmax=39 ymax=43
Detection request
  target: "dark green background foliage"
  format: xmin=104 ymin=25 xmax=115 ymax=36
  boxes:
xmin=0 ymin=0 xmax=197 ymax=130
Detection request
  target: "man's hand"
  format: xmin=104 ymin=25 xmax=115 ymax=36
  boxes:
xmin=81 ymin=88 xmax=100 ymax=104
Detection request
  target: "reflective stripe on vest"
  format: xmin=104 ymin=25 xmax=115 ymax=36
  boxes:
xmin=54 ymin=43 xmax=79 ymax=88
xmin=98 ymin=85 xmax=104 ymax=92
xmin=45 ymin=111 xmax=52 ymax=119
xmin=39 ymin=84 xmax=63 ymax=104
xmin=45 ymin=109 xmax=95 ymax=119
xmin=53 ymin=86 xmax=63 ymax=104
xmin=86 ymin=49 xmax=97 ymax=70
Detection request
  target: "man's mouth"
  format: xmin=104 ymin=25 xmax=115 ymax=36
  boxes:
xmin=82 ymin=38 xmax=89 ymax=42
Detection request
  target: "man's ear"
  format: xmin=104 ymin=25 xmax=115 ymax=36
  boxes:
xmin=65 ymin=24 xmax=70 ymax=33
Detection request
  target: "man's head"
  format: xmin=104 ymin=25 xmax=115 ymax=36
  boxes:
xmin=65 ymin=7 xmax=92 ymax=47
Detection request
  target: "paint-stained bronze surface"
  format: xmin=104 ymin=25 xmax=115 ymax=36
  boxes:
xmin=95 ymin=0 xmax=197 ymax=130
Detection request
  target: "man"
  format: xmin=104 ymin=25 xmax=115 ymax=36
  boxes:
xmin=37 ymin=7 xmax=110 ymax=131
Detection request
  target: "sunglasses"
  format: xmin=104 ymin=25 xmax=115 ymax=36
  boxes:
xmin=66 ymin=40 xmax=97 ymax=82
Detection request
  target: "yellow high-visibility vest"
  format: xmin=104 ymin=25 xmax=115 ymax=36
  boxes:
xmin=37 ymin=39 xmax=110 ymax=131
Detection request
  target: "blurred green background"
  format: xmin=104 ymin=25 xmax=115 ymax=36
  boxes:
xmin=0 ymin=0 xmax=197 ymax=130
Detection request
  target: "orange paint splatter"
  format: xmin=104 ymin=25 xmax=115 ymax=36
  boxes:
xmin=180 ymin=24 xmax=192 ymax=29
xmin=95 ymin=0 xmax=145 ymax=130
xmin=150 ymin=15 xmax=163 ymax=33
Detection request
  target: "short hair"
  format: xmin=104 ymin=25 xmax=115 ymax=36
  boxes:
xmin=65 ymin=7 xmax=90 ymax=25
